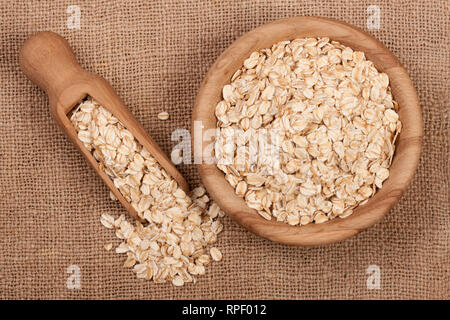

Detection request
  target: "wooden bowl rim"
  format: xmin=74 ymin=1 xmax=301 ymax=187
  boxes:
xmin=192 ymin=16 xmax=423 ymax=246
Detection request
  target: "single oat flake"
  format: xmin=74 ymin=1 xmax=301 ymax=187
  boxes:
xmin=157 ymin=111 xmax=170 ymax=120
xmin=215 ymin=37 xmax=402 ymax=227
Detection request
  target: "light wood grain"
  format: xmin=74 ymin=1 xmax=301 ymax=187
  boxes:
xmin=19 ymin=31 xmax=189 ymax=221
xmin=192 ymin=17 xmax=423 ymax=246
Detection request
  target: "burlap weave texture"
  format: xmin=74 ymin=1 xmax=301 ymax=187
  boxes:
xmin=0 ymin=0 xmax=448 ymax=299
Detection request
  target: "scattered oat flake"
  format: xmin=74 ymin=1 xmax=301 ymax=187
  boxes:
xmin=109 ymin=191 xmax=117 ymax=201
xmin=172 ymin=276 xmax=185 ymax=287
xmin=157 ymin=111 xmax=169 ymax=120
xmin=210 ymin=247 xmax=222 ymax=262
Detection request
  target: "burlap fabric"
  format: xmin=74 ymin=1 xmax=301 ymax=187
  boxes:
xmin=0 ymin=0 xmax=448 ymax=300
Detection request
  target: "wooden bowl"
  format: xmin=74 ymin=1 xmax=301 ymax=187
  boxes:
xmin=192 ymin=17 xmax=422 ymax=246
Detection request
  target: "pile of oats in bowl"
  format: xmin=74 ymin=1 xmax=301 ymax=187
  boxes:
xmin=215 ymin=37 xmax=401 ymax=226
xmin=71 ymin=98 xmax=224 ymax=286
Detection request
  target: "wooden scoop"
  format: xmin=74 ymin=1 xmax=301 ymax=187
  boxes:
xmin=19 ymin=31 xmax=189 ymax=221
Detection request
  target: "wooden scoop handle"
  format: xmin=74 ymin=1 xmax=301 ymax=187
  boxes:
xmin=19 ymin=32 xmax=190 ymax=221
xmin=19 ymin=31 xmax=84 ymax=104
